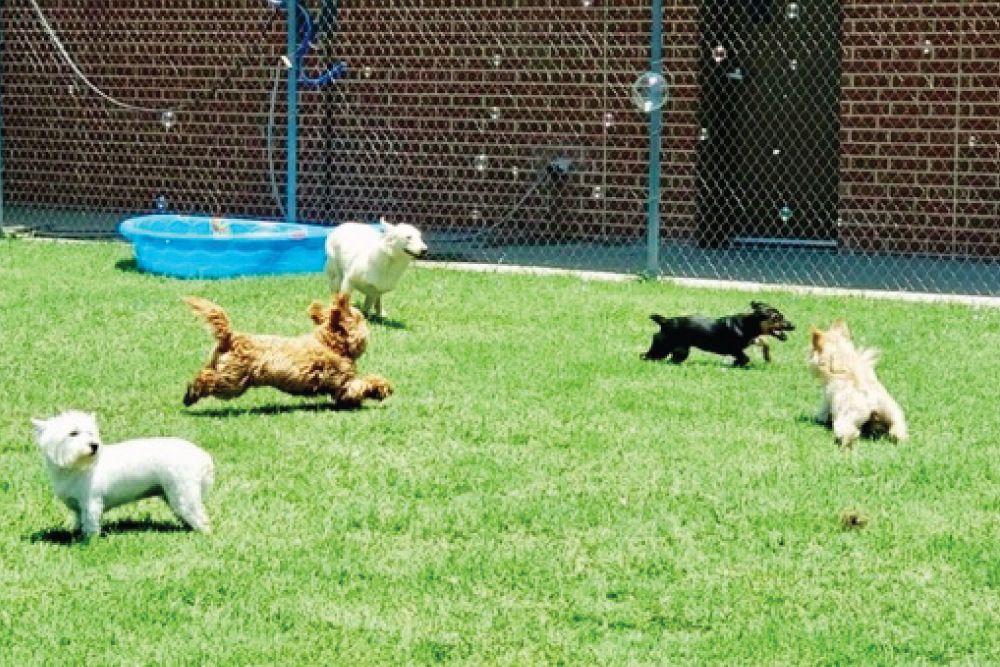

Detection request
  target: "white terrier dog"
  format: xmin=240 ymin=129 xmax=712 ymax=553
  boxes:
xmin=31 ymin=411 xmax=214 ymax=537
xmin=325 ymin=218 xmax=428 ymax=318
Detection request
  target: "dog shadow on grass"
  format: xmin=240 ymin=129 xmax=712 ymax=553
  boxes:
xmin=643 ymin=358 xmax=769 ymax=371
xmin=794 ymin=414 xmax=894 ymax=442
xmin=28 ymin=519 xmax=189 ymax=545
xmin=114 ymin=258 xmax=141 ymax=274
xmin=367 ymin=315 xmax=407 ymax=330
xmin=183 ymin=401 xmax=380 ymax=418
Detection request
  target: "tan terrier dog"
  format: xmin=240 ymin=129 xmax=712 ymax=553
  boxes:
xmin=183 ymin=293 xmax=393 ymax=408
xmin=809 ymin=320 xmax=907 ymax=448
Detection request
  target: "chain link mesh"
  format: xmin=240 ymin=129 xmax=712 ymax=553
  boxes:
xmin=2 ymin=1 xmax=999 ymax=294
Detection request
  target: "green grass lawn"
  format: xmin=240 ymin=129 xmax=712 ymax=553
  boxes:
xmin=3 ymin=239 xmax=1000 ymax=664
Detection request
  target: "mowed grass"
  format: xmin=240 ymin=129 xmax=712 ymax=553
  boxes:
xmin=2 ymin=239 xmax=1000 ymax=664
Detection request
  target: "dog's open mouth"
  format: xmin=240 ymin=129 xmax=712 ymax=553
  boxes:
xmin=769 ymin=325 xmax=794 ymax=341
xmin=405 ymin=249 xmax=427 ymax=259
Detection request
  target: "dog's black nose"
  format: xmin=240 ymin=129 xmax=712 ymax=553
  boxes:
xmin=88 ymin=443 xmax=99 ymax=454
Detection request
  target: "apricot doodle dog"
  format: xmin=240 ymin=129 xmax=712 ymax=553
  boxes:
xmin=182 ymin=293 xmax=393 ymax=408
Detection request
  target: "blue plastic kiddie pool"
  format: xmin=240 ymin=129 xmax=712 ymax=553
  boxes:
xmin=119 ymin=215 xmax=333 ymax=279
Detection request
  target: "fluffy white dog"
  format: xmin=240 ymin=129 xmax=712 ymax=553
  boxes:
xmin=325 ymin=219 xmax=428 ymax=318
xmin=31 ymin=411 xmax=214 ymax=537
xmin=809 ymin=321 xmax=907 ymax=447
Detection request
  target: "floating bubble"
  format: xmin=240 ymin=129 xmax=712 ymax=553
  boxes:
xmin=581 ymin=0 xmax=593 ymax=6
xmin=698 ymin=127 xmax=709 ymax=141
xmin=473 ymin=153 xmax=487 ymax=172
xmin=779 ymin=206 xmax=793 ymax=222
xmin=491 ymin=53 xmax=502 ymax=68
xmin=772 ymin=148 xmax=782 ymax=156
xmin=470 ymin=208 xmax=482 ymax=222
xmin=155 ymin=195 xmax=168 ymax=212
xmin=968 ymin=135 xmax=978 ymax=147
xmin=489 ymin=106 xmax=500 ymax=121
xmin=785 ymin=2 xmax=800 ymax=20
xmin=603 ymin=112 xmax=614 ymax=128
xmin=160 ymin=110 xmax=176 ymax=130
xmin=630 ymin=71 xmax=669 ymax=114
xmin=68 ymin=83 xmax=77 ymax=96
xmin=711 ymin=45 xmax=727 ymax=63
xmin=511 ymin=166 xmax=520 ymax=178
xmin=921 ymin=39 xmax=933 ymax=56
xmin=789 ymin=59 xmax=798 ymax=71
xmin=267 ymin=0 xmax=285 ymax=9
xmin=362 ymin=66 xmax=373 ymax=78
xmin=591 ymin=185 xmax=603 ymax=200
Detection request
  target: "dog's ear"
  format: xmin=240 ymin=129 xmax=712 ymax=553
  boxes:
xmin=307 ymin=301 xmax=326 ymax=325
xmin=333 ymin=292 xmax=352 ymax=312
xmin=30 ymin=417 xmax=47 ymax=440
xmin=378 ymin=217 xmax=394 ymax=232
xmin=326 ymin=293 xmax=351 ymax=329
xmin=810 ymin=327 xmax=825 ymax=351
xmin=830 ymin=319 xmax=850 ymax=337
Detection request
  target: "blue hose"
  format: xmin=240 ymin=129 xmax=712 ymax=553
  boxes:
xmin=289 ymin=1 xmax=347 ymax=88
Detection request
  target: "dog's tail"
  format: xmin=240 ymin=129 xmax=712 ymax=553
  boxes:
xmin=857 ymin=346 xmax=880 ymax=367
xmin=183 ymin=296 xmax=233 ymax=347
xmin=650 ymin=314 xmax=671 ymax=327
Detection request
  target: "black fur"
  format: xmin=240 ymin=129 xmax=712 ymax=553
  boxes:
xmin=641 ymin=301 xmax=794 ymax=367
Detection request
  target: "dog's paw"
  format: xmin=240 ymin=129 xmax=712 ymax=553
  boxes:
xmin=366 ymin=376 xmax=394 ymax=400
xmin=183 ymin=385 xmax=200 ymax=407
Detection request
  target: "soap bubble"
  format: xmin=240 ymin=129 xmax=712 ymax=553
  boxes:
xmin=630 ymin=71 xmax=668 ymax=114
xmin=698 ymin=127 xmax=709 ymax=141
xmin=473 ymin=153 xmax=487 ymax=172
xmin=68 ymin=83 xmax=77 ymax=96
xmin=581 ymin=0 xmax=593 ymax=6
xmin=772 ymin=148 xmax=782 ymax=156
xmin=779 ymin=206 xmax=792 ymax=222
xmin=155 ymin=195 xmax=167 ymax=212
xmin=921 ymin=39 xmax=933 ymax=56
xmin=489 ymin=106 xmax=500 ymax=121
xmin=711 ymin=45 xmax=727 ymax=63
xmin=785 ymin=2 xmax=800 ymax=20
xmin=968 ymin=135 xmax=978 ymax=147
xmin=591 ymin=185 xmax=603 ymax=199
xmin=491 ymin=53 xmax=502 ymax=68
xmin=603 ymin=112 xmax=614 ymax=128
xmin=362 ymin=66 xmax=373 ymax=78
xmin=160 ymin=110 xmax=176 ymax=130
xmin=470 ymin=208 xmax=482 ymax=222
xmin=789 ymin=59 xmax=798 ymax=71
xmin=511 ymin=166 xmax=520 ymax=178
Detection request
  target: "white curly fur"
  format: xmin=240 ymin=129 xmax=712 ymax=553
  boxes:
xmin=32 ymin=411 xmax=214 ymax=536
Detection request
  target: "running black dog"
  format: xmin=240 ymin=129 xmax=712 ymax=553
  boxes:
xmin=641 ymin=301 xmax=795 ymax=366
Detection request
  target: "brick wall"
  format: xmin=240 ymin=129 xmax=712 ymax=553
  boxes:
xmin=1 ymin=0 xmax=299 ymax=220
xmin=1 ymin=0 xmax=655 ymax=244
xmin=2 ymin=0 xmax=997 ymax=258
xmin=311 ymin=1 xmax=654 ymax=242
xmin=839 ymin=1 xmax=1000 ymax=257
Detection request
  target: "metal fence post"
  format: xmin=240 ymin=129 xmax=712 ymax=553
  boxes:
xmin=286 ymin=2 xmax=297 ymax=224
xmin=645 ymin=0 xmax=663 ymax=276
